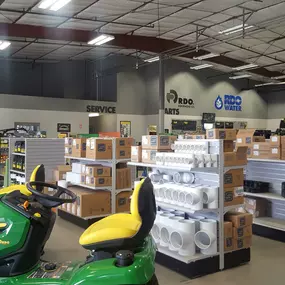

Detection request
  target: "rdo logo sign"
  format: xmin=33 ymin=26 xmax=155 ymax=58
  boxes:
xmin=215 ymin=95 xmax=242 ymax=112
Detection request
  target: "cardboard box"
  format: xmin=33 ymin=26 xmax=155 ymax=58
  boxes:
xmin=68 ymin=186 xmax=111 ymax=217
xmin=65 ymin=146 xmax=72 ymax=156
xmin=233 ymin=236 xmax=252 ymax=250
xmin=72 ymin=162 xmax=82 ymax=174
xmin=236 ymin=129 xmax=265 ymax=145
xmin=232 ymin=225 xmax=252 ymax=239
xmin=244 ymin=197 xmax=268 ymax=218
xmin=224 ymin=169 xmax=244 ymax=188
xmin=116 ymin=168 xmax=131 ymax=190
xmin=116 ymin=138 xmax=134 ymax=148
xmin=53 ymin=165 xmax=72 ymax=181
xmin=224 ymin=146 xmax=248 ymax=166
xmin=224 ymin=237 xmax=233 ymax=252
xmin=142 ymin=149 xmax=157 ymax=164
xmin=253 ymin=142 xmax=270 ymax=151
xmin=65 ymin=137 xmax=73 ymax=146
xmin=116 ymin=147 xmax=131 ymax=159
xmin=116 ymin=191 xmax=132 ymax=213
xmin=72 ymin=138 xmax=87 ymax=158
xmin=80 ymin=174 xmax=86 ymax=184
xmin=224 ymin=221 xmax=233 ymax=238
xmin=85 ymin=165 xmax=111 ymax=177
xmin=142 ymin=135 xmax=177 ymax=150
xmin=86 ymin=138 xmax=112 ymax=160
xmin=224 ymin=188 xmax=244 ymax=207
xmin=85 ymin=176 xmax=112 ymax=187
xmin=206 ymin=129 xmax=236 ymax=140
xmin=270 ymin=136 xmax=281 ymax=146
xmin=185 ymin=134 xmax=206 ymax=140
xmin=252 ymin=150 xmax=270 ymax=159
xmin=225 ymin=211 xmax=253 ymax=228
xmin=269 ymin=147 xmax=281 ymax=159
xmin=43 ymin=181 xmax=57 ymax=195
xmin=131 ymin=146 xmax=142 ymax=162
xmin=224 ymin=140 xmax=234 ymax=152
xmin=247 ymin=146 xmax=253 ymax=158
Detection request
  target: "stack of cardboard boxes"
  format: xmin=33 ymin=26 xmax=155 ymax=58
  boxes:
xmin=134 ymin=135 xmax=176 ymax=164
xmin=206 ymin=129 xmax=247 ymax=207
xmin=224 ymin=212 xmax=253 ymax=251
xmin=281 ymin=137 xmax=285 ymax=160
xmin=72 ymin=138 xmax=87 ymax=158
xmin=244 ymin=197 xmax=268 ymax=218
xmin=65 ymin=138 xmax=73 ymax=156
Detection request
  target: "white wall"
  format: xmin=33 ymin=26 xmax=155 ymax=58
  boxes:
xmin=0 ymin=108 xmax=89 ymax=137
xmin=267 ymin=119 xmax=281 ymax=131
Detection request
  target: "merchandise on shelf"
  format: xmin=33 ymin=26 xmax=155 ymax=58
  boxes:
xmin=53 ymin=165 xmax=72 ymax=181
xmin=142 ymin=135 xmax=177 ymax=150
xmin=206 ymin=129 xmax=237 ymax=140
xmin=116 ymin=191 xmax=132 ymax=213
xmin=72 ymin=138 xmax=87 ymax=158
xmin=244 ymin=197 xmax=268 ymax=218
xmin=116 ymin=166 xmax=131 ymax=189
xmin=131 ymin=146 xmax=142 ymax=162
xmin=86 ymin=138 xmax=112 ymax=159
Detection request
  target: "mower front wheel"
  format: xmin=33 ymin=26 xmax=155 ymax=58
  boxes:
xmin=147 ymin=274 xmax=159 ymax=285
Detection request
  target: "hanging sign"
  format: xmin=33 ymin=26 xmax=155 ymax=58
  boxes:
xmin=215 ymin=95 xmax=242 ymax=111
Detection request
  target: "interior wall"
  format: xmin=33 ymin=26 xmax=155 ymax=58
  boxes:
xmin=89 ymin=115 xmax=117 ymax=133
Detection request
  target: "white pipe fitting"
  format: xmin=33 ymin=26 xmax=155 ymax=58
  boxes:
xmin=184 ymin=186 xmax=203 ymax=211
xmin=149 ymin=172 xmax=163 ymax=183
xmin=194 ymin=219 xmax=217 ymax=255
xmin=171 ymin=189 xmax=179 ymax=204
xmin=151 ymin=224 xmax=161 ymax=244
xmin=159 ymin=213 xmax=175 ymax=225
xmin=178 ymin=191 xmax=186 ymax=206
xmin=203 ymin=186 xmax=219 ymax=209
xmin=160 ymin=226 xmax=170 ymax=248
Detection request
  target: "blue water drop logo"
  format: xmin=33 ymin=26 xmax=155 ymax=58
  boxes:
xmin=215 ymin=95 xmax=223 ymax=110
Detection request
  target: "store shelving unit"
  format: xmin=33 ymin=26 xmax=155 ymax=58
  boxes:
xmin=60 ymin=138 xmax=132 ymax=225
xmin=128 ymin=139 xmax=248 ymax=276
xmin=246 ymin=158 xmax=285 ymax=241
xmin=8 ymin=138 xmax=65 ymax=185
xmin=0 ymin=138 xmax=9 ymax=182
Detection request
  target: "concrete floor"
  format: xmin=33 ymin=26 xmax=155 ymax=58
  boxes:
xmin=45 ymin=217 xmax=285 ymax=285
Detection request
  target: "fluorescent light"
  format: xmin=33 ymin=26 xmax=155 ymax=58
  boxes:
xmin=0 ymin=41 xmax=11 ymax=50
xmin=219 ymin=24 xmax=254 ymax=35
xmin=193 ymin=53 xmax=219 ymax=60
xmin=255 ymin=82 xmax=274 ymax=87
xmin=229 ymin=74 xmax=252 ymax=80
xmin=232 ymin=63 xmax=258 ymax=71
xmin=50 ymin=0 xmax=71 ymax=11
xmin=190 ymin=63 xmax=213 ymax=70
xmin=144 ymin=56 xmax=159 ymax=63
xmin=39 ymin=0 xmax=71 ymax=11
xmin=88 ymin=113 xmax=100 ymax=117
xmin=271 ymin=75 xmax=285 ymax=80
xmin=275 ymin=81 xmax=285 ymax=85
xmin=88 ymin=34 xmax=115 ymax=46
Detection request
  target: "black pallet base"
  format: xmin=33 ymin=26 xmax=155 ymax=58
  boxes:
xmin=253 ymin=224 xmax=285 ymax=242
xmin=58 ymin=209 xmax=104 ymax=229
xmin=156 ymin=248 xmax=250 ymax=279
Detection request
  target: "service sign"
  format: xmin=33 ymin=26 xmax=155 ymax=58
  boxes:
xmin=215 ymin=95 xmax=242 ymax=112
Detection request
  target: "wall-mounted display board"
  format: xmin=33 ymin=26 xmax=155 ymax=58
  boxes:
xmin=202 ymin=113 xmax=216 ymax=123
xmin=225 ymin=122 xmax=234 ymax=129
xmin=171 ymin=120 xmax=197 ymax=132
xmin=215 ymin=122 xmax=225 ymax=129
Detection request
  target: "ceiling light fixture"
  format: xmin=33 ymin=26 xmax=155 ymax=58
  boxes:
xmin=88 ymin=34 xmax=115 ymax=46
xmin=144 ymin=56 xmax=160 ymax=63
xmin=88 ymin=113 xmax=100 ymax=117
xmin=0 ymin=41 xmax=11 ymax=50
xmin=229 ymin=74 xmax=252 ymax=80
xmin=190 ymin=63 xmax=213 ymax=70
xmin=193 ymin=53 xmax=219 ymax=60
xmin=39 ymin=0 xmax=71 ymax=11
xmin=219 ymin=24 xmax=254 ymax=35
xmin=232 ymin=63 xmax=258 ymax=71
xmin=271 ymin=75 xmax=285 ymax=80
xmin=255 ymin=82 xmax=274 ymax=87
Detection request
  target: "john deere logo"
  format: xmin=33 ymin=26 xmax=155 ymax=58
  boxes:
xmin=0 ymin=240 xmax=10 ymax=245
xmin=166 ymin=90 xmax=178 ymax=103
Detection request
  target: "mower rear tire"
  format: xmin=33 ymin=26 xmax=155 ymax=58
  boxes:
xmin=147 ymin=274 xmax=159 ymax=285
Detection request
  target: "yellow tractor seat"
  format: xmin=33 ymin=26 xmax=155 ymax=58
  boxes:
xmin=79 ymin=178 xmax=156 ymax=251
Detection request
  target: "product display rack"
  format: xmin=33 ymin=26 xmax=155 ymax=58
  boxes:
xmin=246 ymin=158 xmax=285 ymax=241
xmin=60 ymin=138 xmax=132 ymax=225
xmin=128 ymin=139 xmax=249 ymax=277
xmin=8 ymin=138 xmax=65 ymax=185
xmin=0 ymin=138 xmax=9 ymax=180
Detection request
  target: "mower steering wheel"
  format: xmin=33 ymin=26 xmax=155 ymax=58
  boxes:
xmin=26 ymin=181 xmax=77 ymax=204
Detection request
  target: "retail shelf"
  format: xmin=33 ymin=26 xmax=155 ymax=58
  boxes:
xmin=157 ymin=246 xmax=219 ymax=264
xmin=65 ymin=156 xmax=112 ymax=163
xmin=224 ymin=204 xmax=244 ymax=214
xmin=10 ymin=170 xmax=25 ymax=175
xmin=253 ymin=217 xmax=285 ymax=231
xmin=248 ymin=158 xmax=285 ymax=163
xmin=127 ymin=162 xmax=219 ymax=174
xmin=115 ymin=188 xmax=133 ymax=194
xmin=68 ymin=182 xmax=112 ymax=191
xmin=224 ymin=165 xmax=247 ymax=173
xmin=12 ymin=152 xmax=25 ymax=156
xmin=116 ymin=159 xmax=131 ymax=163
xmin=58 ymin=208 xmax=109 ymax=220
xmin=244 ymin=192 xmax=285 ymax=201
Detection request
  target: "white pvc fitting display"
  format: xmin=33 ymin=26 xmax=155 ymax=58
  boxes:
xmin=159 ymin=213 xmax=175 ymax=225
xmin=165 ymin=188 xmax=172 ymax=203
xmin=174 ymin=211 xmax=185 ymax=217
xmin=178 ymin=191 xmax=186 ymax=206
xmin=149 ymin=172 xmax=163 ymax=183
xmin=185 ymin=187 xmax=203 ymax=211
xmin=154 ymin=211 xmax=163 ymax=224
xmin=195 ymin=154 xmax=205 ymax=168
xmin=171 ymin=189 xmax=179 ymax=204
xmin=169 ymin=219 xmax=196 ymax=256
xmin=151 ymin=224 xmax=161 ymax=244
xmin=160 ymin=226 xmax=170 ymax=247
xmin=181 ymin=172 xmax=195 ymax=184
xmin=173 ymin=172 xmax=182 ymax=183
xmin=163 ymin=174 xmax=173 ymax=182
xmin=203 ymin=186 xmax=218 ymax=209
xmin=194 ymin=219 xmax=217 ymax=255
xmin=158 ymin=187 xmax=166 ymax=202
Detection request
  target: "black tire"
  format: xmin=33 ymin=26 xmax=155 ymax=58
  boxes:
xmin=147 ymin=274 xmax=159 ymax=285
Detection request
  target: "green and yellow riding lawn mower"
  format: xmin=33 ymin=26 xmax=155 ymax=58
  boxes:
xmin=0 ymin=165 xmax=158 ymax=285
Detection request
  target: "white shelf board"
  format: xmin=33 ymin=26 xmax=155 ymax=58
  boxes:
xmin=224 ymin=165 xmax=247 ymax=172
xmin=248 ymin=158 xmax=285 ymax=163
xmin=157 ymin=246 xmax=218 ymax=264
xmin=10 ymin=170 xmax=25 ymax=175
xmin=116 ymin=159 xmax=131 ymax=163
xmin=128 ymin=162 xmax=219 ymax=174
xmin=253 ymin=217 xmax=285 ymax=231
xmin=58 ymin=208 xmax=109 ymax=220
xmin=116 ymin=188 xmax=133 ymax=194
xmin=12 ymin=152 xmax=25 ymax=156
xmin=65 ymin=156 xmax=112 ymax=163
xmin=244 ymin=192 xmax=285 ymax=201
xmin=68 ymin=182 xmax=112 ymax=191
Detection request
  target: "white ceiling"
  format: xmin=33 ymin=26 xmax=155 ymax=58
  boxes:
xmin=0 ymin=0 xmax=285 ymax=78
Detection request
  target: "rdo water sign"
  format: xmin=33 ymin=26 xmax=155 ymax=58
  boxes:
xmin=214 ymin=95 xmax=242 ymax=112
